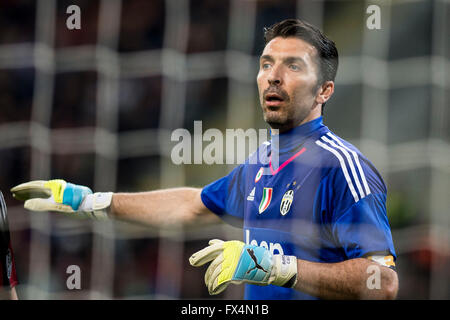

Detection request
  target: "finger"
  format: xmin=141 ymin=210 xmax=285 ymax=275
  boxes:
xmin=206 ymin=257 xmax=231 ymax=295
xmin=189 ymin=241 xmax=223 ymax=267
xmin=10 ymin=181 xmax=52 ymax=201
xmin=205 ymin=253 xmax=223 ymax=287
xmin=211 ymin=279 xmax=229 ymax=295
xmin=208 ymin=239 xmax=223 ymax=246
xmin=206 ymin=258 xmax=223 ymax=295
xmin=24 ymin=199 xmax=74 ymax=213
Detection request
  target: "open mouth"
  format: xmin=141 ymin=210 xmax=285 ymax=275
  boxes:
xmin=264 ymin=93 xmax=285 ymax=107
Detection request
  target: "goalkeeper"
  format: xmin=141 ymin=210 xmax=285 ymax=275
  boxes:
xmin=11 ymin=19 xmax=398 ymax=300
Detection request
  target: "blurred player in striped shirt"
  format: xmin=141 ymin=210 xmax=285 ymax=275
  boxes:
xmin=0 ymin=191 xmax=18 ymax=300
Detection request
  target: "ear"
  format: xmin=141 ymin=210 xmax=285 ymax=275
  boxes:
xmin=315 ymin=81 xmax=334 ymax=105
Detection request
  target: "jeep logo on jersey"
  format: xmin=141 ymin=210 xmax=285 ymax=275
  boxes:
xmin=258 ymin=187 xmax=273 ymax=214
xmin=280 ymin=190 xmax=294 ymax=216
xmin=245 ymin=229 xmax=284 ymax=255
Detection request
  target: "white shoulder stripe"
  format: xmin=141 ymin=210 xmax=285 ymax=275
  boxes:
xmin=321 ymin=136 xmax=366 ymax=199
xmin=326 ymin=132 xmax=371 ymax=196
xmin=315 ymin=140 xmax=360 ymax=202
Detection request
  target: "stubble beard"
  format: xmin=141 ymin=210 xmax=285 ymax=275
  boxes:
xmin=262 ymin=92 xmax=312 ymax=133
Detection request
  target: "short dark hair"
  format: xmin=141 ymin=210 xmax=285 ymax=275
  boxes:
xmin=263 ymin=19 xmax=339 ymax=113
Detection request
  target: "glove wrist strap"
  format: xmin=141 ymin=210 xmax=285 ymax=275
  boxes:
xmin=270 ymin=255 xmax=298 ymax=288
xmin=79 ymin=192 xmax=113 ymax=220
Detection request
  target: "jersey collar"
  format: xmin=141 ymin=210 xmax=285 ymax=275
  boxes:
xmin=270 ymin=116 xmax=324 ymax=154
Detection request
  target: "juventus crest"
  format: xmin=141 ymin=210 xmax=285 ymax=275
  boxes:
xmin=280 ymin=190 xmax=294 ymax=216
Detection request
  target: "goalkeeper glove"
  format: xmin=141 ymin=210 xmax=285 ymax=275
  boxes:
xmin=189 ymin=239 xmax=298 ymax=295
xmin=10 ymin=179 xmax=112 ymax=220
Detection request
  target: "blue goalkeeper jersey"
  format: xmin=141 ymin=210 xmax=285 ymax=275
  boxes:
xmin=200 ymin=116 xmax=396 ymax=300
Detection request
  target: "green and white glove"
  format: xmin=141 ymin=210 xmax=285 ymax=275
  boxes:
xmin=10 ymin=179 xmax=112 ymax=220
xmin=189 ymin=239 xmax=298 ymax=295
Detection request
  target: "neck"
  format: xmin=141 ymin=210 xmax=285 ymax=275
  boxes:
xmin=269 ymin=116 xmax=324 ymax=155
xmin=270 ymin=106 xmax=322 ymax=134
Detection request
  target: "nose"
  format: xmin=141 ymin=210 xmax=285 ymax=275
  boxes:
xmin=267 ymin=65 xmax=282 ymax=86
xmin=268 ymin=78 xmax=281 ymax=86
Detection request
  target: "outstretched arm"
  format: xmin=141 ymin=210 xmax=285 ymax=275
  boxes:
xmin=109 ymin=187 xmax=221 ymax=227
xmin=11 ymin=180 xmax=221 ymax=228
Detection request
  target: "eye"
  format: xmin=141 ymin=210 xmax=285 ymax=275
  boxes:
xmin=289 ymin=64 xmax=300 ymax=71
xmin=262 ymin=63 xmax=271 ymax=70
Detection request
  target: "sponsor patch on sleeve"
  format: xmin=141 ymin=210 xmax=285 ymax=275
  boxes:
xmin=366 ymin=254 xmax=396 ymax=270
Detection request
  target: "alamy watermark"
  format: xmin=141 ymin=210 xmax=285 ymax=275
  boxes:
xmin=366 ymin=4 xmax=381 ymax=30
xmin=170 ymin=121 xmax=279 ymax=170
xmin=66 ymin=265 xmax=81 ymax=290
xmin=66 ymin=5 xmax=81 ymax=30
xmin=366 ymin=264 xmax=381 ymax=290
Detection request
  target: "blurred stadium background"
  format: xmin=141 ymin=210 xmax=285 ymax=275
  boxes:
xmin=0 ymin=0 xmax=448 ymax=299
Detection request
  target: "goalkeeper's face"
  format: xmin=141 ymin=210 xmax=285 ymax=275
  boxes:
xmin=257 ymin=37 xmax=322 ymax=132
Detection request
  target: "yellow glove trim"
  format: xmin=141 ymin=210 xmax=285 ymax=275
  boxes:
xmin=217 ymin=241 xmax=244 ymax=286
xmin=44 ymin=179 xmax=67 ymax=204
